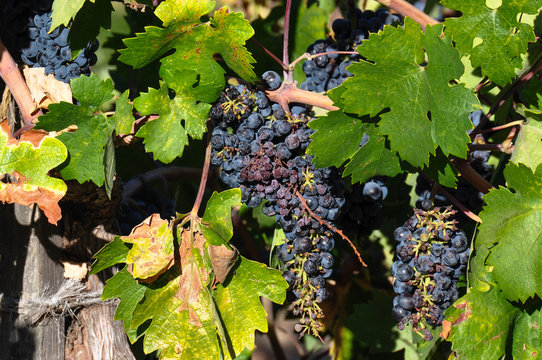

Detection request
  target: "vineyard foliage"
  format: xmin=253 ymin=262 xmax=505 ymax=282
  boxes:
xmin=1 ymin=0 xmax=541 ymax=359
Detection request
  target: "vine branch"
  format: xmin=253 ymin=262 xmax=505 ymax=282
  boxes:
xmin=451 ymin=158 xmax=494 ymax=194
xmin=0 ymin=39 xmax=41 ymax=128
xmin=250 ymin=38 xmax=288 ymax=71
xmin=437 ymin=187 xmax=482 ymax=223
xmin=377 ymin=0 xmax=440 ymax=29
xmin=475 ymin=120 xmax=524 ymax=136
xmin=419 ymin=172 xmax=482 ymax=223
xmin=266 ymin=83 xmax=339 ymax=112
xmin=191 ymin=140 xmax=213 ymax=217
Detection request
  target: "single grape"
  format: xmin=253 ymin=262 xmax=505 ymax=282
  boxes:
xmin=262 ymin=70 xmax=281 ymax=90
xmin=393 ymin=263 xmax=414 ymax=282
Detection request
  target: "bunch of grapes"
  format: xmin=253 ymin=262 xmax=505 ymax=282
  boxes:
xmin=415 ymin=110 xmax=493 ymax=213
xmin=0 ymin=0 xmax=98 ymax=83
xmin=300 ymin=8 xmax=402 ymax=92
xmin=391 ymin=207 xmax=470 ymax=340
xmin=209 ymin=79 xmax=346 ymax=335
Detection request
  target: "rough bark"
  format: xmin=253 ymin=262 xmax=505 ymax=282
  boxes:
xmin=0 ymin=204 xmax=65 ymax=360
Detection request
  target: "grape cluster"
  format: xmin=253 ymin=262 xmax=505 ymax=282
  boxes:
xmin=415 ymin=111 xmax=493 ymax=214
xmin=210 ymin=82 xmax=345 ymax=335
xmin=0 ymin=0 xmax=98 ymax=83
xmin=300 ymin=8 xmax=402 ymax=92
xmin=391 ymin=207 xmax=469 ymax=340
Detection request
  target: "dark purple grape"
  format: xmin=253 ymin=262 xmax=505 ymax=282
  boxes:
xmin=394 ymin=226 xmax=411 ymax=242
xmin=283 ymin=271 xmax=296 ymax=288
xmin=320 ymin=252 xmax=334 ymax=269
xmin=316 ymin=287 xmax=329 ymax=303
xmin=442 ymin=248 xmax=459 ymax=268
xmin=393 ymin=279 xmax=414 ymax=294
xmin=303 ymin=260 xmax=318 ymax=275
xmin=434 ymin=272 xmax=452 ymax=289
xmin=310 ymin=275 xmax=325 ymax=288
xmin=415 ymin=255 xmax=433 ymax=274
xmin=317 ymin=236 xmax=334 ymax=252
xmin=293 ymin=237 xmax=312 ymax=253
xmin=398 ymin=294 xmax=414 ymax=310
xmin=451 ymin=232 xmax=469 ymax=252
xmin=392 ymin=306 xmax=410 ymax=322
xmin=262 ymin=70 xmax=281 ymax=90
xmin=393 ymin=263 xmax=414 ymax=282
xmin=458 ymin=249 xmax=470 ymax=265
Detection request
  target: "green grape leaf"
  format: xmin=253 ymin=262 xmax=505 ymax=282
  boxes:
xmin=119 ymin=0 xmax=256 ymax=83
xmin=335 ymin=18 xmax=479 ymax=168
xmin=133 ymin=81 xmax=209 ymax=163
xmin=446 ymin=284 xmax=518 ymax=359
xmin=34 ymin=74 xmax=116 ymax=186
xmin=520 ymin=76 xmax=542 ymax=109
xmin=0 ymin=122 xmax=67 ymax=225
xmin=200 ymin=189 xmax=242 ymax=246
xmin=50 ymin=0 xmax=91 ymax=30
xmin=307 ymin=111 xmax=401 ymax=183
xmin=130 ymin=229 xmax=286 ymax=359
xmin=477 ymin=163 xmax=542 ymax=301
xmin=442 ymin=0 xmax=542 ymax=86
xmin=512 ymin=308 xmax=541 ymax=359
xmin=121 ymin=214 xmax=175 ymax=280
xmin=511 ymin=107 xmax=542 ymax=172
xmin=90 ymin=236 xmax=131 ymax=275
xmin=122 ymin=1 xmax=259 ymax=163
xmin=101 ymin=266 xmax=148 ymax=342
xmin=421 ymin=150 xmax=458 ymax=188
xmin=213 ymin=256 xmax=288 ymax=358
xmin=111 ymin=90 xmax=135 ymax=135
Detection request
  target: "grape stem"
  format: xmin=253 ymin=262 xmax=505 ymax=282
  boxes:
xmin=266 ymin=83 xmax=339 ymax=113
xmin=450 ymin=158 xmax=494 ymax=194
xmin=376 ymin=0 xmax=440 ymax=29
xmin=474 ymin=77 xmax=489 ymax=93
xmin=116 ymin=114 xmax=159 ymax=145
xmin=435 ymin=187 xmax=482 ymax=224
xmin=294 ymin=191 xmax=367 ymax=267
xmin=467 ymin=142 xmax=514 ymax=154
xmin=0 ymin=39 xmax=42 ymax=130
xmin=288 ymin=51 xmax=360 ymax=71
xmin=250 ymin=38 xmax=289 ymax=71
xmin=283 ymin=0 xmax=293 ymax=83
xmin=191 ymin=140 xmax=212 ymax=217
xmin=474 ymin=120 xmax=524 ymax=136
